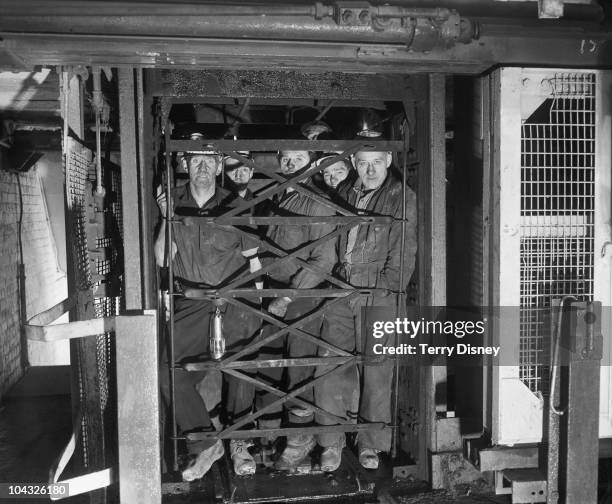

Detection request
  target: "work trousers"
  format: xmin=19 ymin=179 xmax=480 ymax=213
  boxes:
xmin=314 ymin=294 xmax=395 ymax=452
xmin=159 ymin=297 xmax=260 ymax=453
xmin=256 ymin=297 xmax=323 ymax=425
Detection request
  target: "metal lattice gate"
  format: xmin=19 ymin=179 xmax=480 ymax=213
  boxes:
xmin=63 ymin=136 xmax=123 ymax=495
xmin=492 ymin=68 xmax=612 ymax=445
xmin=157 ymin=95 xmax=417 ymax=500
xmin=519 ymin=73 xmax=596 ymax=395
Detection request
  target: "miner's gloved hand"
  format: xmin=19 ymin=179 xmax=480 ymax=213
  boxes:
xmin=268 ymin=296 xmax=292 ymax=318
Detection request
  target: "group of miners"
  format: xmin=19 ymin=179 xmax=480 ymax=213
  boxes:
xmin=154 ymin=124 xmax=417 ymax=482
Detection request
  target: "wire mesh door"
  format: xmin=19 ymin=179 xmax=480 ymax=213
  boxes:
xmin=63 ymin=136 xmax=123 ymax=498
xmin=157 ymin=100 xmax=415 ymax=473
xmin=492 ymin=68 xmax=612 ymax=445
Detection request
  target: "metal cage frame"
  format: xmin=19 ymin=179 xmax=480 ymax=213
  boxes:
xmin=159 ymin=98 xmax=413 ymax=472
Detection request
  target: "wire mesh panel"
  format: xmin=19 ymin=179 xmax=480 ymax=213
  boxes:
xmin=65 ymin=138 xmax=123 ymax=476
xmin=519 ymin=73 xmax=596 ymax=394
xmin=66 ymin=141 xmax=93 ymax=292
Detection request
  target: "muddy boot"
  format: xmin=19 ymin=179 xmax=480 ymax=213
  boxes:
xmin=230 ymin=439 xmax=256 ymax=476
xmin=320 ymin=436 xmax=345 ymax=472
xmin=182 ymin=439 xmax=225 ymax=481
xmin=275 ymin=434 xmax=316 ymax=470
xmin=358 ymin=447 xmax=380 ymax=470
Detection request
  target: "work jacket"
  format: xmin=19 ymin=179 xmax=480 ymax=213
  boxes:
xmin=336 ymin=174 xmax=417 ymax=293
xmin=264 ymin=180 xmax=337 ymax=289
xmin=171 ymin=184 xmax=259 ymax=288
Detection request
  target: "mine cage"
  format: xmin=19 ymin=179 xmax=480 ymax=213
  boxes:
xmin=23 ymin=68 xmax=445 ymax=504
xmin=3 ymin=1 xmax=612 ymax=503
xmin=150 ymin=71 xmax=438 ymax=503
xmin=24 ymin=64 xmax=612 ymax=504
xmin=17 ymin=68 xmax=612 ymax=503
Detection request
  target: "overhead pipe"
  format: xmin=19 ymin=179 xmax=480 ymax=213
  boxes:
xmin=0 ymin=2 xmax=480 ymax=51
xmin=0 ymin=0 xmax=603 ymax=22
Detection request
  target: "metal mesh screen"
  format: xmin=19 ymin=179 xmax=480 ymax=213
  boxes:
xmin=66 ymin=143 xmax=93 ymax=291
xmin=519 ymin=72 xmax=595 ymax=393
xmin=65 ymin=139 xmax=123 ymax=468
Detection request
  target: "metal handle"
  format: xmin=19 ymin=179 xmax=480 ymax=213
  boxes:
xmin=550 ymin=295 xmax=577 ymax=416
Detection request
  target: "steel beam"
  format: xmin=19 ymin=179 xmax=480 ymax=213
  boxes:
xmin=168 ymin=138 xmax=405 ymax=152
xmin=115 ymin=312 xmax=161 ymax=504
xmin=187 ymin=423 xmax=387 ymax=440
xmin=564 ymin=302 xmax=602 ymax=504
xmin=175 ymin=216 xmax=394 ymax=226
xmin=183 ymin=356 xmax=366 ymax=371
xmin=118 ymin=67 xmax=144 ymax=310
xmin=182 ymin=288 xmax=385 ymax=299
xmin=2 ymin=31 xmax=611 ymax=74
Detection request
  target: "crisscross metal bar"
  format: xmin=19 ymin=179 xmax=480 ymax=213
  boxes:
xmin=222 ymin=294 xmax=357 ymax=361
xmin=217 ymin=361 xmax=356 ymax=435
xmin=218 ymin=220 xmax=360 ymax=294
xmin=211 ymin=368 xmax=350 ymax=428
xmin=219 ymin=145 xmax=364 ymax=218
xmin=221 ymin=149 xmax=358 ymax=217
xmin=195 ymin=215 xmax=354 ymax=290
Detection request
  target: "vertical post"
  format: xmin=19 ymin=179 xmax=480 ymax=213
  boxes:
xmin=117 ymin=68 xmax=161 ymax=504
xmin=119 ymin=67 xmax=143 ymax=309
xmin=61 ymin=68 xmax=106 ymax=504
xmin=163 ymin=107 xmax=179 ymax=471
xmin=137 ymin=70 xmax=156 ymax=310
xmin=391 ymin=117 xmax=410 ymax=459
xmin=115 ymin=313 xmax=161 ymax=504
xmin=416 ymin=73 xmax=447 ymax=481
xmin=564 ymin=302 xmax=601 ymax=503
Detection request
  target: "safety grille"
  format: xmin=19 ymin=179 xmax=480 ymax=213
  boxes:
xmin=519 ymin=73 xmax=595 ymax=394
xmin=66 ymin=142 xmax=93 ymax=291
xmin=65 ymin=138 xmax=122 ymax=469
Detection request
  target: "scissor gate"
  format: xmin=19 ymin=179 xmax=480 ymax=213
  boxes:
xmin=158 ymin=96 xmax=414 ymax=500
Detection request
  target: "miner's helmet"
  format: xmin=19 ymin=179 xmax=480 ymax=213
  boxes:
xmin=183 ymin=132 xmax=221 ymax=156
xmin=224 ymin=152 xmax=252 ymax=169
xmin=223 ymin=134 xmax=253 ymax=171
xmin=174 ymin=129 xmax=223 ymax=174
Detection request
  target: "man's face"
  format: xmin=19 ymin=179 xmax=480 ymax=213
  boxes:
xmin=279 ymin=150 xmax=311 ymax=175
xmin=225 ymin=164 xmax=253 ymax=186
xmin=352 ymin=151 xmax=391 ymax=190
xmin=187 ymin=153 xmax=222 ymax=188
xmin=322 ymin=161 xmax=350 ymax=189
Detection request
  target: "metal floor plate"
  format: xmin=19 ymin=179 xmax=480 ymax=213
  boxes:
xmin=214 ymin=447 xmax=383 ymax=504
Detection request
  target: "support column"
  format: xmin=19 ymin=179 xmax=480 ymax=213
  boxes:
xmin=416 ymin=73 xmax=447 ymax=482
xmin=117 ymin=67 xmax=161 ymax=504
